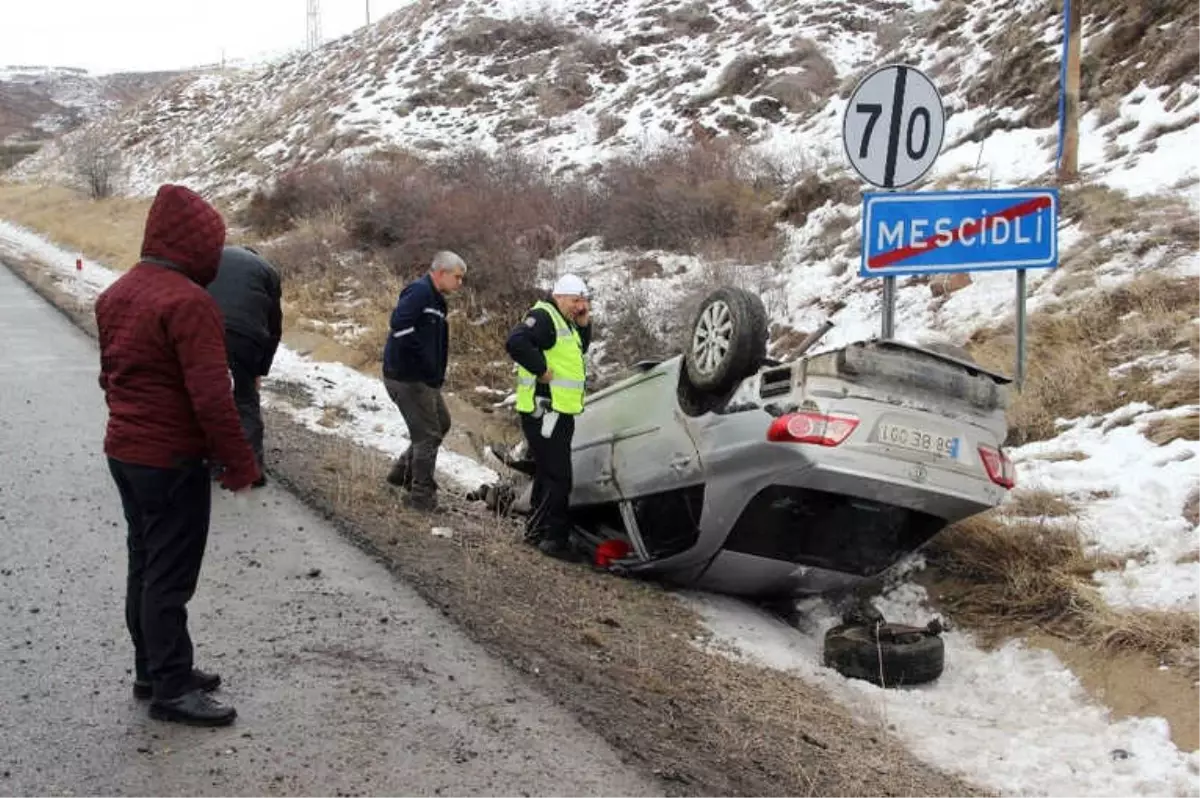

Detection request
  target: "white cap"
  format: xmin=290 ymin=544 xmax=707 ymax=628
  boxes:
xmin=552 ymin=273 xmax=589 ymax=298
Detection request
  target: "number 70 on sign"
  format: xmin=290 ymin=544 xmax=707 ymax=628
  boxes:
xmin=843 ymin=64 xmax=947 ymax=191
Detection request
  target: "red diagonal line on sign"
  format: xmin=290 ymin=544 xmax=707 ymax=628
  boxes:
xmin=867 ymin=195 xmax=1052 ymax=270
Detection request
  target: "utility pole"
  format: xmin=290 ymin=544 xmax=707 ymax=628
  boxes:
xmin=306 ymin=0 xmax=322 ymax=51
xmin=366 ymin=0 xmax=371 ymax=25
xmin=1057 ymin=0 xmax=1082 ymax=182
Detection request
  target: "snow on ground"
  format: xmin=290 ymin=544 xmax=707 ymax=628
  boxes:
xmin=1014 ymin=403 xmax=1200 ymax=611
xmin=0 ymin=220 xmax=497 ymax=492
xmin=260 ymin=346 xmax=496 ymax=489
xmin=685 ymin=584 xmax=1200 ymax=798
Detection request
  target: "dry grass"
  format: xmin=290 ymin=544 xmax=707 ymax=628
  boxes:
xmin=928 ymin=513 xmax=1199 ymax=678
xmin=450 ymin=14 xmax=577 ymax=57
xmin=317 ymin=403 xmax=353 ymax=428
xmin=0 ymin=181 xmax=155 ymax=269
xmin=1059 ymin=183 xmax=1198 ymax=256
xmin=1006 ymin=489 xmax=1075 ymax=518
xmin=1184 ymin=488 xmax=1200 ymax=528
xmin=1082 ymin=0 xmax=1199 ymax=104
xmin=1143 ymin=414 xmax=1200 ymax=445
xmin=967 ymin=271 xmax=1199 ymax=445
xmin=1030 ymin=450 xmax=1089 ymax=463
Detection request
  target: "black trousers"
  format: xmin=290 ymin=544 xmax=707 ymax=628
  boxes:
xmin=228 ymin=345 xmax=264 ymax=469
xmin=520 ymin=409 xmax=575 ymax=543
xmin=107 ymin=457 xmax=212 ymax=700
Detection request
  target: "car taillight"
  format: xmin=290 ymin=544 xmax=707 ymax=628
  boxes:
xmin=978 ymin=445 xmax=1016 ymax=489
xmin=767 ymin=412 xmax=859 ymax=446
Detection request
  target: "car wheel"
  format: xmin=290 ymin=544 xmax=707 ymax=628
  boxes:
xmin=822 ymin=622 xmax=944 ymax=687
xmin=684 ymin=287 xmax=768 ymax=395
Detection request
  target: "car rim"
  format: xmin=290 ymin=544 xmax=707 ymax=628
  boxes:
xmin=692 ymin=300 xmax=733 ymax=375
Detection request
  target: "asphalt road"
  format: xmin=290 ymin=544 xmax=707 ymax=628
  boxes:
xmin=0 ymin=263 xmax=659 ymax=797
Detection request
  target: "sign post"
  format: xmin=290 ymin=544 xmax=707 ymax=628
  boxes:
xmin=1016 ymin=269 xmax=1028 ymax=388
xmin=843 ymin=64 xmax=946 ymax=339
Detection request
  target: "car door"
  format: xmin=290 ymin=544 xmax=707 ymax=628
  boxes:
xmin=608 ymin=360 xmax=702 ymax=497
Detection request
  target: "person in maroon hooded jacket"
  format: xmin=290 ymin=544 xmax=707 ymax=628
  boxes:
xmin=95 ymin=183 xmax=261 ymax=727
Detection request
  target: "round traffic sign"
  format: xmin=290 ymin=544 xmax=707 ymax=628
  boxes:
xmin=842 ymin=64 xmax=945 ymax=189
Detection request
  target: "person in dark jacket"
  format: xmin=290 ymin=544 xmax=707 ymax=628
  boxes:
xmin=504 ymin=274 xmax=593 ymax=562
xmin=381 ymin=251 xmax=466 ymax=511
xmin=206 ymin=245 xmax=283 ymax=484
xmin=95 ymin=183 xmax=260 ymax=728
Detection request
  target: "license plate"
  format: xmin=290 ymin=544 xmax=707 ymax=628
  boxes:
xmin=876 ymin=422 xmax=960 ymax=459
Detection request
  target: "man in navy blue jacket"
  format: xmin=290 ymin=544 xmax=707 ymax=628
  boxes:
xmin=382 ymin=251 xmax=466 ymax=511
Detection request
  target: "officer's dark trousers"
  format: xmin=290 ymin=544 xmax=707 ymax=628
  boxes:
xmin=520 ymin=409 xmax=576 ymax=543
xmin=107 ymin=457 xmax=211 ymax=700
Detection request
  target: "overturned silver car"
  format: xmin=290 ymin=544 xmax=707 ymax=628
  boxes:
xmin=485 ymin=287 xmax=1016 ymax=599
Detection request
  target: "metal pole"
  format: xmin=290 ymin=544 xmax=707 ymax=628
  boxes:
xmin=1015 ymin=269 xmax=1027 ymax=390
xmin=366 ymin=0 xmax=371 ymax=25
xmin=881 ymin=275 xmax=896 ymax=338
xmin=1057 ymin=0 xmax=1082 ymax=182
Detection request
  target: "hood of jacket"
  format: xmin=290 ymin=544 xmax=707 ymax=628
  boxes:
xmin=139 ymin=184 xmax=226 ymax=286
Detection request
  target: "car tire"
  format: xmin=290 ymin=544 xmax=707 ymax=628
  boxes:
xmin=683 ymin=287 xmax=768 ymax=395
xmin=822 ymin=622 xmax=944 ymax=687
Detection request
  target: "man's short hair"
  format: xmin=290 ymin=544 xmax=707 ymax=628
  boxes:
xmin=431 ymin=250 xmax=466 ymax=273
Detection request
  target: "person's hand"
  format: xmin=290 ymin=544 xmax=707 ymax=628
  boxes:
xmin=255 ymin=376 xmax=261 ymax=390
xmin=537 ymin=369 xmax=554 ymax=384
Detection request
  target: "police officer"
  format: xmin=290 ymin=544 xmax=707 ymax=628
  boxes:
xmin=505 ymin=274 xmax=592 ymax=562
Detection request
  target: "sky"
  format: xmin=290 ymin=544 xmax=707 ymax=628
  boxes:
xmin=1 ymin=0 xmax=417 ymax=75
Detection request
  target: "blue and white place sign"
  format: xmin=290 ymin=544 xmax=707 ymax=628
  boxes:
xmin=859 ymin=188 xmax=1059 ymax=277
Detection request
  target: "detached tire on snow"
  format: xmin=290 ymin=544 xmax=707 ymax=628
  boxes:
xmin=823 ymin=622 xmax=944 ymax=687
xmin=683 ymin=287 xmax=768 ymax=396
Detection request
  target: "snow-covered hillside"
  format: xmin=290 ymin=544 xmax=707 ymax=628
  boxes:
xmin=0 ymin=65 xmax=184 ymax=143
xmin=14 ymin=0 xmax=1197 ymax=202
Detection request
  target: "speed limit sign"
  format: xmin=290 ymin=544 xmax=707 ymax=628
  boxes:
xmin=843 ymin=64 xmax=945 ymax=189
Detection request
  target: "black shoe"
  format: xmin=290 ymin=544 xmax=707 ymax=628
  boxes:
xmin=537 ymin=536 xmax=585 ymax=563
xmin=386 ymin=460 xmax=412 ymax=488
xmin=133 ymin=668 xmax=221 ymax=700
xmin=403 ymin=493 xmax=438 ymax=512
xmin=149 ymin=689 xmax=236 ymax=727
xmin=252 ymin=475 xmax=267 ymax=488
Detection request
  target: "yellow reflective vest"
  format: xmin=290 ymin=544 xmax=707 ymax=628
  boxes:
xmin=514 ymin=300 xmax=586 ymax=415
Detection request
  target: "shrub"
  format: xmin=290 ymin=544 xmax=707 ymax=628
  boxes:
xmin=243 ymin=160 xmax=361 ymax=235
xmin=595 ymin=280 xmax=672 ymax=381
xmin=595 ymin=140 xmax=777 ymax=252
xmin=69 ymin=125 xmax=124 ymax=200
xmin=243 ymin=148 xmax=599 ymax=314
xmin=451 ymin=15 xmax=576 ymax=57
